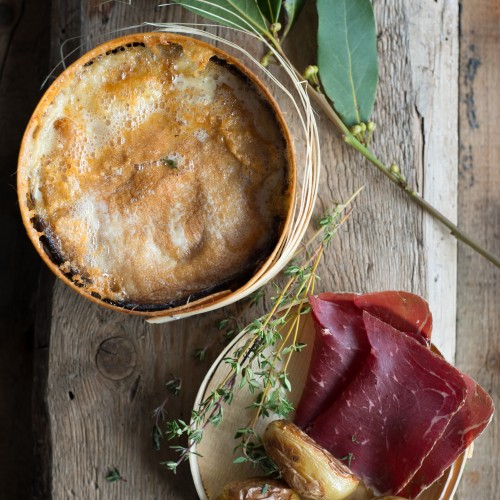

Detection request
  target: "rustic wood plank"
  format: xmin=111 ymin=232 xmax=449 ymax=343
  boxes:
xmin=0 ymin=0 xmax=50 ymax=497
xmin=457 ymin=1 xmax=500 ymax=498
xmin=407 ymin=1 xmax=459 ymax=362
xmin=310 ymin=0 xmax=459 ymax=358
xmin=33 ymin=268 xmax=55 ymax=500
xmin=48 ymin=0 xmax=81 ymax=71
xmin=31 ymin=2 xmax=83 ymax=498
xmin=42 ymin=6 xmax=254 ymax=497
xmin=37 ymin=1 xmax=460 ymax=498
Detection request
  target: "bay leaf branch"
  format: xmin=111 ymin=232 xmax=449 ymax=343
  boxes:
xmin=316 ymin=0 xmax=378 ymax=126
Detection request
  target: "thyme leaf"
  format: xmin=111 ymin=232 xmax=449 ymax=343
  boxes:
xmin=161 ymin=157 xmax=178 ymax=169
xmin=160 ymin=192 xmax=360 ymax=472
xmin=193 ymin=347 xmax=207 ymax=362
xmin=105 ymin=467 xmax=126 ymax=483
xmin=165 ymin=375 xmax=182 ymax=395
xmin=341 ymin=452 xmax=355 ymax=468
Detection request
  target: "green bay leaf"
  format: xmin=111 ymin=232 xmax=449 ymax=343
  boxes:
xmin=174 ymin=0 xmax=268 ymax=34
xmin=317 ymin=0 xmax=378 ymax=126
xmin=257 ymin=0 xmax=281 ymax=24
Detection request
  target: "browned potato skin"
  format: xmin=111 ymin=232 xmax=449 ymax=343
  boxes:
xmin=263 ymin=420 xmax=359 ymax=500
xmin=347 ymin=495 xmax=407 ymax=500
xmin=216 ymin=477 xmax=300 ymax=500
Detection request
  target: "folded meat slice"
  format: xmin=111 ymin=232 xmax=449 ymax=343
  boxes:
xmin=399 ymin=373 xmax=494 ymax=498
xmin=307 ymin=312 xmax=467 ymax=496
xmin=354 ymin=291 xmax=432 ymax=346
xmin=294 ymin=292 xmax=433 ymax=429
xmin=293 ymin=294 xmax=368 ymax=428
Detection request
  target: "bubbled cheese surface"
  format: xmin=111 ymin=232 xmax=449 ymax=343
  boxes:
xmin=22 ymin=37 xmax=290 ymax=307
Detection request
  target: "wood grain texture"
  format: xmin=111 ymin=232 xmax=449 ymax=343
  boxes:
xmin=36 ymin=0 xmax=461 ymax=498
xmin=307 ymin=0 xmax=458 ymax=358
xmin=457 ymin=1 xmax=500 ymax=498
xmin=407 ymin=0 xmax=458 ymax=362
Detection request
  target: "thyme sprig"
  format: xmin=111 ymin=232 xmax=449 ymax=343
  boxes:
xmin=161 ymin=189 xmax=362 ymax=473
xmin=105 ymin=467 xmax=126 ymax=483
xmin=152 ymin=398 xmax=168 ymax=451
xmin=165 ymin=375 xmax=182 ymax=396
xmin=192 ymin=310 xmax=257 ymax=365
xmin=218 ymin=314 xmax=245 ymax=344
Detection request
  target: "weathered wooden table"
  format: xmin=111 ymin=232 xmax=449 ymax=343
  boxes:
xmin=29 ymin=1 xmax=499 ymax=498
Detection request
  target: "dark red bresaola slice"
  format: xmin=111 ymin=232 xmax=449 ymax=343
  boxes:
xmin=318 ymin=291 xmax=432 ymax=346
xmin=294 ymin=292 xmax=433 ymax=429
xmin=293 ymin=294 xmax=369 ymax=428
xmin=354 ymin=291 xmax=432 ymax=346
xmin=307 ymin=312 xmax=467 ymax=496
xmin=399 ymin=373 xmax=494 ymax=498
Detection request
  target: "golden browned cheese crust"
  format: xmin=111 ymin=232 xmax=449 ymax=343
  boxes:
xmin=21 ymin=36 xmax=291 ymax=307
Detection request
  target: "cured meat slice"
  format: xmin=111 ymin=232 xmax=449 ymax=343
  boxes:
xmin=354 ymin=291 xmax=432 ymax=346
xmin=318 ymin=291 xmax=432 ymax=345
xmin=307 ymin=312 xmax=467 ymax=496
xmin=294 ymin=292 xmax=432 ymax=429
xmin=312 ymin=292 xmax=358 ymax=308
xmin=400 ymin=373 xmax=494 ymax=498
xmin=293 ymin=294 xmax=369 ymax=428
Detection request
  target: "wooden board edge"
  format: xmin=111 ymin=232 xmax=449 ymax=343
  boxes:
xmin=32 ymin=267 xmax=55 ymax=500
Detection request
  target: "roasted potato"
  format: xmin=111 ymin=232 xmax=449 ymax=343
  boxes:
xmin=344 ymin=483 xmax=373 ymax=499
xmin=263 ymin=420 xmax=359 ymax=500
xmin=216 ymin=477 xmax=300 ymax=500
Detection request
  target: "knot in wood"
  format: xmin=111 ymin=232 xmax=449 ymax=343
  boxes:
xmin=96 ymin=337 xmax=137 ymax=380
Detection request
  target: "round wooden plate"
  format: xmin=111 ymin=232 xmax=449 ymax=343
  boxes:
xmin=189 ymin=309 xmax=469 ymax=500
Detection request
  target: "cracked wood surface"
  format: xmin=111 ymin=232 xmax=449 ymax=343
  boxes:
xmin=24 ymin=0 xmax=497 ymax=498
